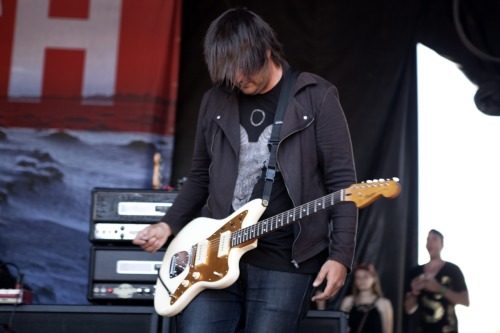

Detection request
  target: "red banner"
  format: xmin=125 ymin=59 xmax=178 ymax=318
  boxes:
xmin=0 ymin=0 xmax=181 ymax=135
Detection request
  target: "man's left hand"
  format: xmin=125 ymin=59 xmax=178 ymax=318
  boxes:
xmin=311 ymin=259 xmax=347 ymax=302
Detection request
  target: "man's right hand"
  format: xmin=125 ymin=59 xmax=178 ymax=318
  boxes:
xmin=410 ymin=274 xmax=426 ymax=296
xmin=132 ymin=222 xmax=172 ymax=253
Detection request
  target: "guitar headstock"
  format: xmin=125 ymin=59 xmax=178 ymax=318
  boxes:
xmin=345 ymin=177 xmax=401 ymax=208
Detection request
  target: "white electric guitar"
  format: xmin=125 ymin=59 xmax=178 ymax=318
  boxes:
xmin=154 ymin=178 xmax=401 ymax=317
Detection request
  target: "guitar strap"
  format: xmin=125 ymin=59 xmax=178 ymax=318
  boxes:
xmin=262 ymin=68 xmax=300 ymax=206
xmin=355 ymin=297 xmax=379 ymax=333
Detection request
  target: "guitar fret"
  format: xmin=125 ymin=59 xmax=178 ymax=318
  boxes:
xmin=229 ymin=182 xmax=389 ymax=245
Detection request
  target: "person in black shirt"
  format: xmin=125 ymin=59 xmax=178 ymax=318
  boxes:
xmin=404 ymin=229 xmax=469 ymax=333
xmin=341 ymin=263 xmax=393 ymax=333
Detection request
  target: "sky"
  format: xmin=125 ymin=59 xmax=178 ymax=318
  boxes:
xmin=417 ymin=44 xmax=500 ymax=333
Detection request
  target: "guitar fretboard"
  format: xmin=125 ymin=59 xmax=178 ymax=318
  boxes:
xmin=230 ymin=189 xmax=345 ymax=247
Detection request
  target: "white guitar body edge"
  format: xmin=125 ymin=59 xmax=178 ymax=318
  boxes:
xmin=154 ymin=198 xmax=267 ymax=317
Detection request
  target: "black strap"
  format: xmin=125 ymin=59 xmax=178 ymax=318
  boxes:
xmin=262 ymin=68 xmax=300 ymax=206
xmin=355 ymin=297 xmax=379 ymax=333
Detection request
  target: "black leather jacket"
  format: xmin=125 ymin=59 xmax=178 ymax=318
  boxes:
xmin=162 ymin=67 xmax=358 ymax=270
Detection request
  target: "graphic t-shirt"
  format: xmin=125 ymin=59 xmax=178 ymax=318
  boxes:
xmin=233 ymin=78 xmax=326 ymax=273
xmin=407 ymin=262 xmax=468 ymax=333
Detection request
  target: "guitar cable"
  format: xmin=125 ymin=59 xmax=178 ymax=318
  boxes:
xmin=156 ymin=266 xmax=173 ymax=297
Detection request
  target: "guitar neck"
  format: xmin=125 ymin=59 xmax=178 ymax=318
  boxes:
xmin=230 ymin=188 xmax=345 ymax=247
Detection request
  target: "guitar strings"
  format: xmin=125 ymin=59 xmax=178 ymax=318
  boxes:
xmin=230 ymin=190 xmax=344 ymax=245
xmin=194 ymin=190 xmax=345 ymax=254
xmin=191 ymin=180 xmax=396 ymax=257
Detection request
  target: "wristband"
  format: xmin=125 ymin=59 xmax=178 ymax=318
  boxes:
xmin=439 ymin=286 xmax=448 ymax=297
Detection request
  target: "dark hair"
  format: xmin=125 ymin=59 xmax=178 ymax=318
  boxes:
xmin=203 ymin=8 xmax=284 ymax=87
xmin=429 ymin=229 xmax=444 ymax=242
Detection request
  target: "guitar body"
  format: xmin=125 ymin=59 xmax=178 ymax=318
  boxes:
xmin=154 ymin=198 xmax=267 ymax=317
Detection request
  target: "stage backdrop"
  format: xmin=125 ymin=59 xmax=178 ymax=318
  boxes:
xmin=0 ymin=0 xmax=181 ymax=304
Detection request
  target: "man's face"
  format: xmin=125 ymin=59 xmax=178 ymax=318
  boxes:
xmin=234 ymin=51 xmax=278 ymax=95
xmin=354 ymin=269 xmax=375 ymax=291
xmin=235 ymin=63 xmax=274 ymax=95
xmin=426 ymin=231 xmax=443 ymax=258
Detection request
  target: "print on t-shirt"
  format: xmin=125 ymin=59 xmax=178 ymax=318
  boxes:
xmin=232 ymin=124 xmax=272 ymax=210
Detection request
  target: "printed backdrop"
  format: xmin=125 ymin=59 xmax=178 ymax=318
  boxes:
xmin=0 ymin=0 xmax=181 ymax=304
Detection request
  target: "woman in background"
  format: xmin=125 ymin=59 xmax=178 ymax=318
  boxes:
xmin=340 ymin=263 xmax=393 ymax=333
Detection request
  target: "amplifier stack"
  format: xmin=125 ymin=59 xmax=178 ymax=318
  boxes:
xmin=88 ymin=188 xmax=178 ymax=304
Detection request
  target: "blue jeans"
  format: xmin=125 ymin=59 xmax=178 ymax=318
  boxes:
xmin=173 ymin=263 xmax=315 ymax=333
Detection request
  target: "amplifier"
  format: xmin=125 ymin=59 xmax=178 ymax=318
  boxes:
xmin=0 ymin=288 xmax=33 ymax=304
xmin=88 ymin=246 xmax=165 ymax=304
xmin=90 ymin=188 xmax=178 ymax=243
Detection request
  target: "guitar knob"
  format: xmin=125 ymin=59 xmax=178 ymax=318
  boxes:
xmin=181 ymin=280 xmax=190 ymax=287
xmin=192 ymin=272 xmax=201 ymax=280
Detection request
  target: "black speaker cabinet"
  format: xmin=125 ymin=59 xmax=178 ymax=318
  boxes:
xmin=0 ymin=307 xmax=344 ymax=333
xmin=225 ymin=310 xmax=348 ymax=333
xmin=90 ymin=188 xmax=178 ymax=244
xmin=0 ymin=305 xmax=172 ymax=333
xmin=88 ymin=246 xmax=165 ymax=304
xmin=299 ymin=310 xmax=348 ymax=333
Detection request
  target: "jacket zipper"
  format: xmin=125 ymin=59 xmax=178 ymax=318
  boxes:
xmin=205 ymin=130 xmax=218 ymax=216
xmin=276 ymin=117 xmax=315 ymax=269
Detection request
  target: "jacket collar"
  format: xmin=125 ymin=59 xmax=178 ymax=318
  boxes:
xmin=214 ymin=60 xmax=319 ymax=145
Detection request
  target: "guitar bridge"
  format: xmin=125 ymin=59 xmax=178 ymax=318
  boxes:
xmin=169 ymin=248 xmax=192 ymax=278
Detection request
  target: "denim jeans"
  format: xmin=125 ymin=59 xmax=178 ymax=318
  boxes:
xmin=173 ymin=263 xmax=315 ymax=333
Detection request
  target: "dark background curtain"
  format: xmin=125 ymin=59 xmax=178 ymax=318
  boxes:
xmin=170 ymin=1 xmax=499 ymax=332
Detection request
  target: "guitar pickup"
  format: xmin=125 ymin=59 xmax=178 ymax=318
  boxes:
xmin=218 ymin=231 xmax=231 ymax=257
xmin=194 ymin=240 xmax=209 ymax=266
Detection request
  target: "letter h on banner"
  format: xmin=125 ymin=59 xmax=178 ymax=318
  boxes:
xmin=8 ymin=0 xmax=122 ymax=104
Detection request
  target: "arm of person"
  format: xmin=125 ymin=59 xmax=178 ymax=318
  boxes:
xmin=404 ymin=273 xmax=426 ymax=314
xmin=404 ymin=291 xmax=419 ymax=314
xmin=424 ymin=277 xmax=470 ymax=306
xmin=339 ymin=295 xmax=354 ymax=312
xmin=317 ymin=85 xmax=358 ymax=271
xmin=311 ymin=260 xmax=347 ymax=302
xmin=132 ymin=222 xmax=172 ymax=253
xmin=308 ymin=81 xmax=356 ymax=302
xmin=377 ymin=298 xmax=394 ymax=333
xmin=442 ymin=289 xmax=470 ymax=307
